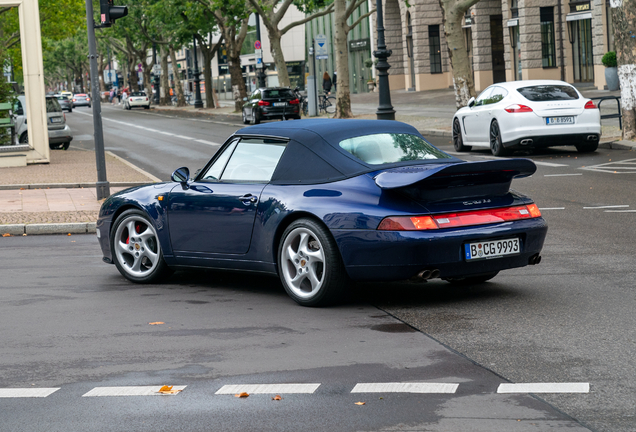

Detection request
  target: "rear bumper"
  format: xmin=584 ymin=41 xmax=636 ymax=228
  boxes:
xmin=332 ymin=218 xmax=548 ymax=281
xmin=504 ymin=133 xmax=600 ymax=149
xmin=260 ymin=106 xmax=300 ymax=119
xmin=48 ymin=125 xmax=73 ymax=144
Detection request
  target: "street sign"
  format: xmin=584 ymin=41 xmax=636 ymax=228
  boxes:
xmin=152 ymin=64 xmax=161 ymax=75
xmin=255 ymin=49 xmax=262 ymax=57
xmin=256 ymin=58 xmax=263 ymax=69
xmin=316 ymin=55 xmax=328 ymax=60
xmin=255 ymin=40 xmax=261 ymax=50
xmin=315 ymin=34 xmax=328 ymax=56
xmin=137 ymin=63 xmax=143 ymax=72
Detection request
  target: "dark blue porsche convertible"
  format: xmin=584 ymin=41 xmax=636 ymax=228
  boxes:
xmin=97 ymin=119 xmax=547 ymax=306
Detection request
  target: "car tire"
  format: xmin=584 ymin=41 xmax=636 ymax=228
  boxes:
xmin=294 ymin=115 xmax=301 ymax=120
xmin=62 ymin=142 xmax=70 ymax=150
xmin=443 ymin=271 xmax=499 ymax=285
xmin=19 ymin=132 xmax=28 ymax=144
xmin=69 ymin=108 xmax=72 ymax=113
xmin=144 ymin=105 xmax=150 ymax=110
xmin=251 ymin=108 xmax=260 ymax=125
xmin=489 ymin=120 xmax=509 ymax=156
xmin=278 ymin=218 xmax=349 ymax=307
xmin=452 ymin=118 xmax=471 ymax=152
xmin=111 ymin=209 xmax=171 ymax=284
xmin=575 ymin=141 xmax=598 ymax=153
xmin=242 ymin=109 xmax=249 ymax=124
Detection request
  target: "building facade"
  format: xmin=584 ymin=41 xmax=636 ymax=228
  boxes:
xmin=379 ymin=0 xmax=614 ymax=92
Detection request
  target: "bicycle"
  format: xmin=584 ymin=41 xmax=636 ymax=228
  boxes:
xmin=293 ymin=87 xmax=308 ymax=116
xmin=318 ymin=93 xmax=336 ymax=115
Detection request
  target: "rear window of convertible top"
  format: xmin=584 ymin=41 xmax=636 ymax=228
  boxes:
xmin=339 ymin=133 xmax=451 ymax=165
xmin=517 ymin=85 xmax=579 ymax=102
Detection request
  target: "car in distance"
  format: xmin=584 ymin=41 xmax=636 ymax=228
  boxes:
xmin=242 ymin=87 xmax=301 ymax=124
xmin=97 ymin=120 xmax=547 ymax=307
xmin=55 ymin=94 xmax=73 ymax=112
xmin=72 ymin=93 xmax=91 ymax=108
xmin=452 ymin=80 xmax=601 ymax=156
xmin=124 ymin=91 xmax=150 ymax=110
xmin=14 ymin=95 xmax=73 ymax=150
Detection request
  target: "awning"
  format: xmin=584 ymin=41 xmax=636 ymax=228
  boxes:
xmin=507 ymin=19 xmax=519 ymax=27
xmin=566 ymin=11 xmax=592 ymax=21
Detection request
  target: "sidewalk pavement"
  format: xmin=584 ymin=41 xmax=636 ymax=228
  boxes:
xmin=2 ymin=87 xmax=634 ymax=236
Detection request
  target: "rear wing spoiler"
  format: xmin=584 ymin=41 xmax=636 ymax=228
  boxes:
xmin=374 ymin=159 xmax=537 ymax=201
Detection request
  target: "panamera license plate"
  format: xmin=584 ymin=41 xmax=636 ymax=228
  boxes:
xmin=274 ymin=102 xmax=286 ymax=107
xmin=546 ymin=116 xmax=574 ymax=125
xmin=465 ymin=238 xmax=520 ymax=261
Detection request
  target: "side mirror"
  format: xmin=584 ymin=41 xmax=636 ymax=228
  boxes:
xmin=171 ymin=167 xmax=190 ymax=185
xmin=468 ymin=97 xmax=475 ymax=108
xmin=243 ymin=97 xmax=248 ymax=101
xmin=15 ymin=108 xmax=23 ymax=116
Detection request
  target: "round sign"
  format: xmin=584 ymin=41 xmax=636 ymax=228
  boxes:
xmin=255 ymin=40 xmax=261 ymax=50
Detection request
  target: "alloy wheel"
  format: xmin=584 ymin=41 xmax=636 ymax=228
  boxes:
xmin=280 ymin=227 xmax=326 ymax=300
xmin=113 ymin=215 xmax=161 ymax=279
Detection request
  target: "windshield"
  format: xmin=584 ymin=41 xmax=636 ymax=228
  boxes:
xmin=517 ymin=85 xmax=579 ymax=101
xmin=339 ymin=133 xmax=451 ymax=165
xmin=130 ymin=92 xmax=145 ymax=97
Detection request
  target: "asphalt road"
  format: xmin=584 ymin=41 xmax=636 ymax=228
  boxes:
xmin=3 ymin=107 xmax=633 ymax=431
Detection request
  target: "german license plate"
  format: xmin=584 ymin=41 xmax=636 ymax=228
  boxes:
xmin=274 ymin=102 xmax=286 ymax=107
xmin=465 ymin=238 xmax=520 ymax=261
xmin=546 ymin=116 xmax=574 ymax=125
xmin=51 ymin=118 xmax=62 ymax=123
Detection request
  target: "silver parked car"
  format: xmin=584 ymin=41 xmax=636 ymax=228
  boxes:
xmin=15 ymin=95 xmax=73 ymax=150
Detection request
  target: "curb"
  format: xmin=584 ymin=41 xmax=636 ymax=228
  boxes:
xmin=0 ymin=181 xmax=152 ymax=191
xmin=2 ymin=222 xmax=96 ymax=236
xmin=420 ymin=129 xmax=452 ymax=138
xmin=598 ymin=139 xmax=636 ymax=150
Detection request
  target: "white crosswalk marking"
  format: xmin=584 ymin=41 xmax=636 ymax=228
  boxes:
xmin=0 ymin=388 xmax=60 ymax=398
xmin=82 ymin=386 xmax=187 ymax=397
xmin=580 ymin=158 xmax=636 ymax=173
xmin=215 ymin=384 xmax=320 ymax=394
xmin=497 ymin=383 xmax=589 ymax=393
xmin=351 ymin=383 xmax=459 ymax=393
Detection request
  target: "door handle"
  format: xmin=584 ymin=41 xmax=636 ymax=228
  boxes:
xmin=239 ymin=194 xmax=258 ymax=204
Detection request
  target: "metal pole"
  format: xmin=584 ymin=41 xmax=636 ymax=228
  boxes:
xmin=255 ymin=14 xmax=266 ymax=88
xmin=373 ymin=0 xmax=395 ymax=120
xmin=85 ymin=0 xmax=110 ymax=199
xmin=192 ymin=35 xmax=204 ymax=108
xmin=313 ymin=38 xmax=318 ymax=115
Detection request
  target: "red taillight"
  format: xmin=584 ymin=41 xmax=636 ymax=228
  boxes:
xmin=504 ymin=104 xmax=533 ymax=113
xmin=72 ymin=98 xmax=76 ymax=102
xmin=584 ymin=100 xmax=597 ymax=109
xmin=87 ymin=97 xmax=91 ymax=101
xmin=145 ymin=98 xmax=148 ymax=101
xmin=258 ymin=100 xmax=270 ymax=106
xmin=289 ymin=98 xmax=299 ymax=105
xmin=377 ymin=205 xmax=542 ymax=231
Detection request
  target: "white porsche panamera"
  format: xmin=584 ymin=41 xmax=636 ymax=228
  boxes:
xmin=452 ymin=80 xmax=601 ymax=156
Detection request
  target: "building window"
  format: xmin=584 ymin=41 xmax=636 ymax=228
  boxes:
xmin=540 ymin=7 xmax=557 ymax=68
xmin=429 ymin=25 xmax=442 ymax=74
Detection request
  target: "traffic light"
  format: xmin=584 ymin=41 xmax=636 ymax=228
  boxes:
xmin=99 ymin=0 xmax=128 ymax=27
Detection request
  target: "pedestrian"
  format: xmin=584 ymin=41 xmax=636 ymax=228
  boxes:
xmin=109 ymin=88 xmax=114 ymax=104
xmin=122 ymin=89 xmax=128 ymax=106
xmin=333 ymin=71 xmax=337 ymax=92
xmin=117 ymin=89 xmax=122 ymax=104
xmin=323 ymin=71 xmax=332 ymax=95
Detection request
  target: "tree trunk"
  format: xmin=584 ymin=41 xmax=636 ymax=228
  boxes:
xmin=169 ymin=45 xmax=186 ymax=107
xmin=129 ymin=57 xmax=140 ymax=92
xmin=160 ymin=46 xmax=170 ymax=106
xmin=334 ymin=0 xmax=352 ymax=118
xmin=97 ymin=55 xmax=107 ymax=99
xmin=264 ymin=25 xmax=290 ymax=88
xmin=611 ymin=0 xmax=636 ymax=140
xmin=228 ymin=54 xmax=247 ymax=111
xmin=202 ymin=48 xmax=215 ymax=108
xmin=439 ymin=0 xmax=479 ymax=108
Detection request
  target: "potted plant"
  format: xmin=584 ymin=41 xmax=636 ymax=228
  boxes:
xmin=367 ymin=78 xmax=376 ymax=91
xmin=602 ymin=52 xmax=619 ymax=91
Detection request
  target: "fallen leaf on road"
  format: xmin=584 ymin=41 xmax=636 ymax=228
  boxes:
xmin=157 ymin=385 xmax=182 ymax=394
xmin=272 ymin=395 xmax=282 ymax=400
xmin=354 ymin=402 xmax=365 ymax=405
xmin=149 ymin=322 xmax=165 ymax=325
xmin=67 ymin=233 xmax=71 ymax=236
xmin=2 ymin=233 xmax=10 ymax=237
xmin=235 ymin=392 xmax=249 ymax=398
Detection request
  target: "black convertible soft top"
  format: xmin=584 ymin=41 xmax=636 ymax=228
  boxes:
xmin=235 ymin=119 xmax=461 ymax=185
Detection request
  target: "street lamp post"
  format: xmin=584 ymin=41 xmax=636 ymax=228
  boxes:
xmin=192 ymin=35 xmax=204 ymax=109
xmin=153 ymin=44 xmax=160 ymax=105
xmin=373 ymin=0 xmax=395 ymax=120
xmin=255 ymin=13 xmax=266 ymax=88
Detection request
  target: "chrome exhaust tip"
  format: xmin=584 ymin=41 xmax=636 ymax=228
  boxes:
xmin=418 ymin=270 xmax=432 ymax=280
xmin=520 ymin=139 xmax=533 ymax=145
xmin=587 ymin=135 xmax=598 ymax=141
xmin=528 ymin=254 xmax=542 ymax=265
xmin=430 ymin=269 xmax=441 ymax=279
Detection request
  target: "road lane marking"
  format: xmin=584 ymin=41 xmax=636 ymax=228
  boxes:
xmin=539 ymin=207 xmax=565 ymax=210
xmin=544 ymin=173 xmax=583 ymax=177
xmin=215 ymin=384 xmax=320 ymax=394
xmin=531 ymin=161 xmax=570 ymax=167
xmin=351 ymin=383 xmax=459 ymax=393
xmin=497 ymin=383 xmax=589 ymax=393
xmin=74 ymin=110 xmax=221 ymax=145
xmin=583 ymin=205 xmax=629 ymax=209
xmin=0 ymin=388 xmax=60 ymax=398
xmin=82 ymin=386 xmax=187 ymax=397
xmin=580 ymin=158 xmax=636 ymax=173
xmin=605 ymin=210 xmax=636 ymax=212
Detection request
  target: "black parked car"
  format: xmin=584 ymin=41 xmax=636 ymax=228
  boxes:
xmin=55 ymin=94 xmax=73 ymax=112
xmin=242 ymin=87 xmax=301 ymax=124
